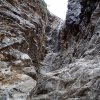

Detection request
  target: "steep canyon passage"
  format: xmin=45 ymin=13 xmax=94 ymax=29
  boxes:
xmin=0 ymin=0 xmax=100 ymax=100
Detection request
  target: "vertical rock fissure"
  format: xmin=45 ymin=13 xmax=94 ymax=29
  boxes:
xmin=54 ymin=21 xmax=63 ymax=52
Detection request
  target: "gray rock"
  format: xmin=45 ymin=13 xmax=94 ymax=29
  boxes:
xmin=23 ymin=66 xmax=37 ymax=80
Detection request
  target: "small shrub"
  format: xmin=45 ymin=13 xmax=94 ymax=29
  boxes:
xmin=38 ymin=0 xmax=48 ymax=19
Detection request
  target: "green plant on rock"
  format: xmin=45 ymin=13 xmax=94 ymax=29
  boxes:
xmin=38 ymin=0 xmax=47 ymax=18
xmin=38 ymin=0 xmax=47 ymax=8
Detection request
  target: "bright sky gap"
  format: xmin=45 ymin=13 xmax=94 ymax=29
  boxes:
xmin=44 ymin=0 xmax=68 ymax=20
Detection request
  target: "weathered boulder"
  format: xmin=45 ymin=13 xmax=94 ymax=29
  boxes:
xmin=0 ymin=72 xmax=36 ymax=100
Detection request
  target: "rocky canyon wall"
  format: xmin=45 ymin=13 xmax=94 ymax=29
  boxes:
xmin=61 ymin=0 xmax=100 ymax=60
xmin=0 ymin=0 xmax=62 ymax=99
xmin=1 ymin=0 xmax=100 ymax=100
xmin=31 ymin=0 xmax=100 ymax=100
xmin=50 ymin=0 xmax=100 ymax=99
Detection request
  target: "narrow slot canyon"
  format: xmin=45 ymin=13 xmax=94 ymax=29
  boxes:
xmin=0 ymin=0 xmax=100 ymax=100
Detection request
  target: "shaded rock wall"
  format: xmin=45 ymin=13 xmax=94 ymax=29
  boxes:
xmin=61 ymin=0 xmax=100 ymax=60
